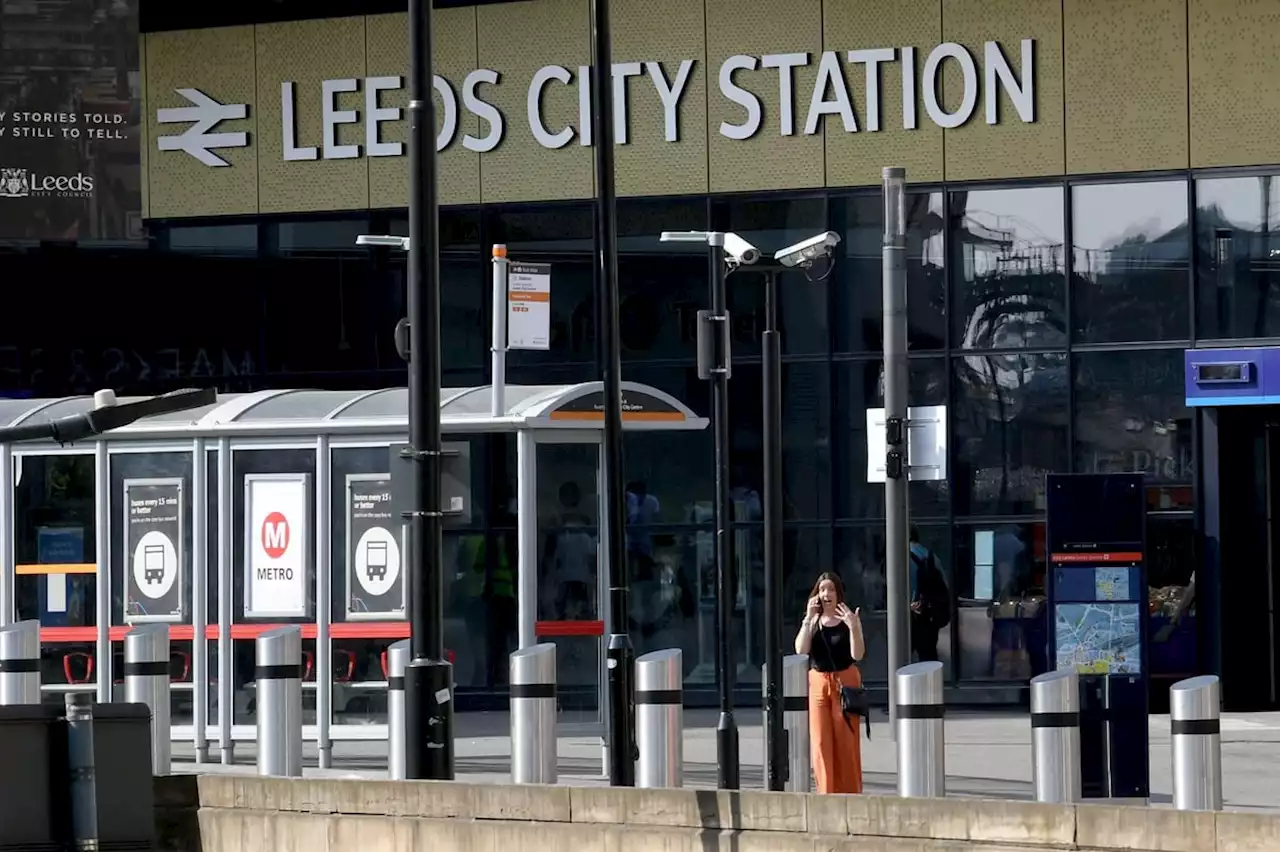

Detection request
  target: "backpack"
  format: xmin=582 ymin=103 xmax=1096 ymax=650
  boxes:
xmin=911 ymin=548 xmax=951 ymax=629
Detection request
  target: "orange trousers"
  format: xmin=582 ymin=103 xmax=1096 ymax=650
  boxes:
xmin=808 ymin=666 xmax=864 ymax=794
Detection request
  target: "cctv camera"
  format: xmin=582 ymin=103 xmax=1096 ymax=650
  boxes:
xmin=723 ymin=232 xmax=761 ymax=266
xmin=773 ymin=231 xmax=841 ymax=268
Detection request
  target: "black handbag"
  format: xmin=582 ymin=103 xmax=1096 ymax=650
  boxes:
xmin=813 ymin=622 xmax=871 ymax=738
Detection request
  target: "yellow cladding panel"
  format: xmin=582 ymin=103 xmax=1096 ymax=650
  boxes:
xmin=256 ymin=18 xmax=369 ymax=214
xmin=138 ymin=34 xmax=148 ymax=219
xmin=822 ymin=0 xmax=943 ymax=187
xmin=365 ymin=10 xmax=481 ymax=208
xmin=610 ymin=0 xmax=708 ymax=197
xmin=477 ymin=0 xmax=593 ymax=203
xmin=941 ymin=0 xmax=1065 ymax=181
xmin=1064 ymin=0 xmax=1188 ymax=174
xmin=145 ymin=26 xmax=257 ymax=218
xmin=705 ymin=0 xmax=824 ymax=193
xmin=1189 ymin=0 xmax=1280 ymax=168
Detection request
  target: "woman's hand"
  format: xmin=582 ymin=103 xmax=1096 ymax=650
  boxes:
xmin=807 ymin=596 xmax=822 ymax=618
xmin=836 ymin=603 xmax=859 ymax=629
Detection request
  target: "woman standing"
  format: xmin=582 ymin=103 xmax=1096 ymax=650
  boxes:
xmin=795 ymin=571 xmax=865 ymax=794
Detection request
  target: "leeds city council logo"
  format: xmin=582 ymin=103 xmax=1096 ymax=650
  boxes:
xmin=0 ymin=168 xmax=29 ymax=198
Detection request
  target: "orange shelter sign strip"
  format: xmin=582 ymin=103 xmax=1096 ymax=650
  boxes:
xmin=17 ymin=563 xmax=97 ymax=575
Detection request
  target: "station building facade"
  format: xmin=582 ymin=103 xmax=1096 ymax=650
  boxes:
xmin=2 ymin=0 xmax=1279 ymax=728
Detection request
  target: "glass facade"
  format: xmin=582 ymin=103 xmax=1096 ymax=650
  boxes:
xmin=7 ymin=169 xmax=1276 ymax=703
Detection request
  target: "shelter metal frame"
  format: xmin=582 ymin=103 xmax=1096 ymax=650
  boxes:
xmin=0 ymin=383 xmax=707 ymax=764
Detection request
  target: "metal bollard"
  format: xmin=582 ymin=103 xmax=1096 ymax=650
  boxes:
xmin=124 ymin=624 xmax=171 ymax=776
xmin=0 ymin=620 xmax=41 ymax=705
xmin=386 ymin=639 xmax=409 ymax=781
xmin=762 ymin=654 xmax=811 ymax=792
xmin=510 ymin=643 xmax=557 ymax=784
xmin=65 ymin=692 xmax=98 ymax=848
xmin=1170 ymin=675 xmax=1223 ymax=811
xmin=896 ymin=661 xmax=945 ymax=798
xmin=255 ymin=626 xmax=302 ymax=777
xmin=635 ymin=648 xmax=682 ymax=788
xmin=1030 ymin=669 xmax=1081 ymax=803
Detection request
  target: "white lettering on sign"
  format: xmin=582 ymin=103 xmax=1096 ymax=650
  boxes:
xmin=154 ymin=39 xmax=1036 ymax=166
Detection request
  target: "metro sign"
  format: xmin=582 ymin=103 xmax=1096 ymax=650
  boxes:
xmin=261 ymin=511 xmax=290 ymax=559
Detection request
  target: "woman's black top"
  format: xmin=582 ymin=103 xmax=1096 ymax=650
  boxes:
xmin=810 ymin=623 xmax=855 ymax=672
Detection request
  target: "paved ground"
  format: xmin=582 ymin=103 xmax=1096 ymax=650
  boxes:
xmin=172 ymin=708 xmax=1280 ymax=812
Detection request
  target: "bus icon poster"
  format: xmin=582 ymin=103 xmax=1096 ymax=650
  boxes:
xmin=123 ymin=478 xmax=185 ymax=622
xmin=346 ymin=474 xmax=404 ymax=619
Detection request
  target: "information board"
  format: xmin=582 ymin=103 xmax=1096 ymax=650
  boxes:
xmin=123 ymin=478 xmax=185 ymax=623
xmin=1046 ymin=473 xmax=1149 ymax=800
xmin=345 ymin=473 xmax=405 ymax=620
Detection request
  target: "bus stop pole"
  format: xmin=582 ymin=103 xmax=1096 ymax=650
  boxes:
xmin=882 ymin=166 xmax=910 ymax=738
xmin=491 ymin=245 xmax=509 ymax=418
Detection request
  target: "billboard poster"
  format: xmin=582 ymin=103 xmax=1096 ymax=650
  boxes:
xmin=123 ymin=478 xmax=184 ymax=623
xmin=0 ymin=0 xmax=142 ymax=241
xmin=345 ymin=473 xmax=405 ymax=620
xmin=244 ymin=473 xmax=310 ymax=619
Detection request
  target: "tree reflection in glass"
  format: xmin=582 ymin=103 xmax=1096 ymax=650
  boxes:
xmin=950 ymin=187 xmax=1067 ymax=351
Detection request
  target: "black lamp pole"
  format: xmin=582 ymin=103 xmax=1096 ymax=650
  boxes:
xmin=589 ymin=0 xmax=635 ymax=787
xmin=404 ymin=0 xmax=454 ymax=781
xmin=761 ymin=269 xmax=785 ymax=791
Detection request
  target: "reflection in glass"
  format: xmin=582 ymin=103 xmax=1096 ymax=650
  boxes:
xmin=720 ymin=196 xmax=828 ymax=357
xmin=952 ymin=353 xmax=1069 ymax=515
xmin=1071 ymin=180 xmax=1190 ymax=343
xmin=954 ymin=522 xmax=1048 ymax=681
xmin=617 ymin=199 xmax=708 ymax=361
xmin=1073 ymin=350 xmax=1193 ymax=509
xmin=727 ymin=363 xmax=830 ymax=521
xmin=950 ymin=187 xmax=1066 ymax=350
xmin=1148 ymin=518 xmax=1198 ymax=679
xmin=835 ymin=192 xmax=946 ymax=352
xmin=834 ymin=358 xmax=949 ymax=520
xmin=833 ymin=525 xmax=952 ymax=683
xmin=15 ymin=455 xmax=97 ymax=628
xmin=1195 ymin=174 xmax=1280 ymax=340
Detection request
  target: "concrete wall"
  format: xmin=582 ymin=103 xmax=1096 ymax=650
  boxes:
xmin=154 ymin=775 xmax=1280 ymax=852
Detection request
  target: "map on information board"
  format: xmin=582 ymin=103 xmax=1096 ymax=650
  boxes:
xmin=1094 ymin=568 xmax=1130 ymax=602
xmin=1054 ymin=603 xmax=1141 ymax=675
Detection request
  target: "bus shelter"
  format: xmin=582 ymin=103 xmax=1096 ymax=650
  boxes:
xmin=0 ymin=381 xmax=707 ymax=766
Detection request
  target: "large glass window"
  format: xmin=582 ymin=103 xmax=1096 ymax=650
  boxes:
xmin=726 ymin=362 xmax=831 ymax=522
xmin=1073 ymin=350 xmax=1193 ymax=510
xmin=1071 ymin=180 xmax=1190 ymax=343
xmin=833 ymin=192 xmax=946 ymax=352
xmin=833 ymin=357 xmax=948 ymax=520
xmin=833 ymin=523 xmax=952 ymax=683
xmin=716 ymin=196 xmax=829 ymax=357
xmin=1195 ymin=174 xmax=1280 ymax=341
xmin=618 ymin=199 xmax=708 ymax=362
xmin=952 ymin=353 xmax=1069 ymax=515
xmin=954 ymin=521 xmax=1049 ymax=681
xmin=951 ymin=187 xmax=1067 ymax=351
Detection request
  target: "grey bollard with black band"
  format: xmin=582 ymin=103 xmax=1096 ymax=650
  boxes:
xmin=762 ymin=654 xmax=811 ymax=792
xmin=255 ymin=626 xmax=302 ymax=777
xmin=1170 ymin=675 xmax=1223 ymax=811
xmin=0 ymin=620 xmax=40 ymax=705
xmin=1030 ymin=669 xmax=1081 ymax=803
xmin=510 ymin=643 xmax=557 ymax=784
xmin=636 ymin=648 xmax=682 ymax=788
xmin=124 ymin=623 xmax=171 ymax=775
xmin=895 ymin=660 xmax=945 ymax=798
xmin=386 ymin=639 xmax=409 ymax=781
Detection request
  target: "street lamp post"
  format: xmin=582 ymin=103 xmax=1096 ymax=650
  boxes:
xmin=760 ymin=268 xmax=785 ymax=792
xmin=403 ymin=0 xmax=454 ymax=781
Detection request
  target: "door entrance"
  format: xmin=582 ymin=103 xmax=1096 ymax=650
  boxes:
xmin=1215 ymin=407 xmax=1280 ymax=708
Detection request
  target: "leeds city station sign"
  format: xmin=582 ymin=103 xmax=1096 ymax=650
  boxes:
xmin=155 ymin=38 xmax=1036 ymax=166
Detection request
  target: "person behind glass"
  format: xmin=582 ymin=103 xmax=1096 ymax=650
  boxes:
xmin=795 ymin=571 xmax=865 ymax=794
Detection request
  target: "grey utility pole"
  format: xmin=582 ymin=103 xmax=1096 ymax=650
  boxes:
xmin=882 ymin=166 xmax=910 ymax=735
